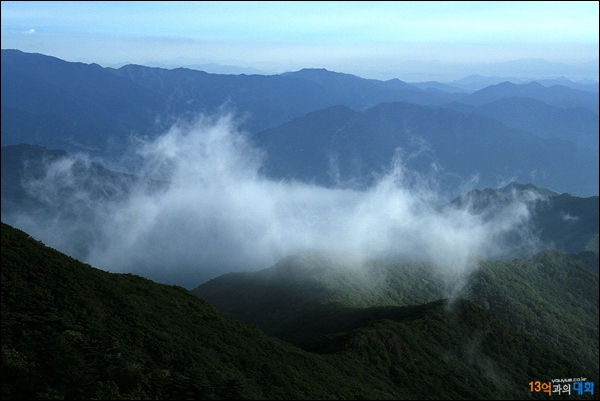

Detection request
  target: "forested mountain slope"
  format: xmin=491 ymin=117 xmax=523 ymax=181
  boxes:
xmin=194 ymin=248 xmax=599 ymax=374
xmin=3 ymin=222 xmax=597 ymax=399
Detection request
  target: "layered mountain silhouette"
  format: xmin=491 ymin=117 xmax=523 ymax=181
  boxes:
xmin=443 ymin=97 xmax=599 ymax=148
xmin=456 ymin=81 xmax=599 ymax=113
xmin=1 ymin=49 xmax=451 ymax=154
xmin=2 ymin=49 xmax=598 ymax=198
xmin=254 ymin=102 xmax=598 ymax=195
xmin=446 ymin=74 xmax=599 ymax=93
xmin=445 ymin=182 xmax=599 ymax=259
xmin=2 ymin=49 xmax=598 ymax=399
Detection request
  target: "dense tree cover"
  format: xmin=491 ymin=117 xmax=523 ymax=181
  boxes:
xmin=194 ymin=248 xmax=599 ymax=375
xmin=194 ymin=250 xmax=449 ymax=345
xmin=1 ymin=223 xmax=400 ymax=399
xmin=3 ymin=222 xmax=597 ymax=399
xmin=463 ymin=252 xmax=599 ymax=374
xmin=305 ymin=299 xmax=597 ymax=399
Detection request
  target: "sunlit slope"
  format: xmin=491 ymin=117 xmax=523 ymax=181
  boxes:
xmin=193 ymin=249 xmax=599 ymax=374
xmin=3 ymin=222 xmax=597 ymax=399
xmin=465 ymin=251 xmax=599 ymax=374
xmin=193 ymin=250 xmax=448 ymax=342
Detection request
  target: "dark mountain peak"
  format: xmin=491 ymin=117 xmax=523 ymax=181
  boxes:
xmin=283 ymin=67 xmax=352 ymax=77
xmin=384 ymin=78 xmax=407 ymax=84
xmin=1 ymin=48 xmax=104 ymax=72
xmin=378 ymin=77 xmax=422 ymax=92
xmin=264 ymin=248 xmax=363 ymax=275
xmin=480 ymin=80 xmax=540 ymax=93
xmin=115 ymin=63 xmax=183 ymax=79
xmin=2 ymin=48 xmax=56 ymax=62
xmin=523 ymin=80 xmax=546 ymax=89
xmin=117 ymin=63 xmax=162 ymax=72
xmin=280 ymin=68 xmax=370 ymax=87
xmin=471 ymin=181 xmax=559 ymax=199
xmin=495 ymin=80 xmax=517 ymax=87
xmin=299 ymin=67 xmax=331 ymax=73
xmin=501 ymin=181 xmax=559 ymax=196
xmin=459 ymin=77 xmax=599 ymax=113
xmin=1 ymin=143 xmax=69 ymax=159
xmin=446 ymin=182 xmax=560 ymax=215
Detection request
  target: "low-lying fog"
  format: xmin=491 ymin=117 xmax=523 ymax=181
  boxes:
xmin=5 ymin=114 xmax=543 ymax=288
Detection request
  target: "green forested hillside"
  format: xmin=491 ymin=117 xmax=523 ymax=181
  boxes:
xmin=304 ymin=299 xmax=596 ymax=399
xmin=193 ymin=250 xmax=449 ymax=345
xmin=3 ymin=221 xmax=597 ymax=399
xmin=194 ymin=248 xmax=599 ymax=375
xmin=463 ymin=251 xmax=599 ymax=374
xmin=1 ymin=222 xmax=400 ymax=399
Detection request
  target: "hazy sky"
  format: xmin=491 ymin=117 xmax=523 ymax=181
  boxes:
xmin=1 ymin=1 xmax=599 ymax=80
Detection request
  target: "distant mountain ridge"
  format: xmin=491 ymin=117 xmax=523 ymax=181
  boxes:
xmin=3 ymin=49 xmax=597 ymax=143
xmin=3 ymin=49 xmax=599 ymax=399
xmin=457 ymin=81 xmax=599 ymax=113
xmin=0 ymin=50 xmax=451 ymax=154
xmin=254 ymin=101 xmax=599 ymax=196
xmin=447 ymin=74 xmax=599 ymax=93
xmin=3 ymin=49 xmax=597 ymax=197
xmin=442 ymin=97 xmax=599 ymax=148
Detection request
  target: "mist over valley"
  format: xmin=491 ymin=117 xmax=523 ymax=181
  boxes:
xmin=2 ymin=50 xmax=598 ymax=286
xmin=2 ymin=49 xmax=598 ymax=399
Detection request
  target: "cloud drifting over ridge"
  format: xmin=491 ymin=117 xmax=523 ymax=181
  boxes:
xmin=10 ymin=114 xmax=541 ymax=288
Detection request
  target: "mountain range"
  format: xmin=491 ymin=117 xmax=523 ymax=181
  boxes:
xmin=254 ymin=101 xmax=598 ymax=194
xmin=1 ymin=49 xmax=599 ymax=399
xmin=2 ymin=49 xmax=598 ymax=196
xmin=439 ymin=74 xmax=600 ymax=93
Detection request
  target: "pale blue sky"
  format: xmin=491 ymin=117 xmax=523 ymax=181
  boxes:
xmin=1 ymin=1 xmax=598 ymax=80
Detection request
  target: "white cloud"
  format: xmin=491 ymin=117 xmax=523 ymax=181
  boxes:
xmin=561 ymin=212 xmax=579 ymax=221
xmin=8 ymin=113 xmax=542 ymax=289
